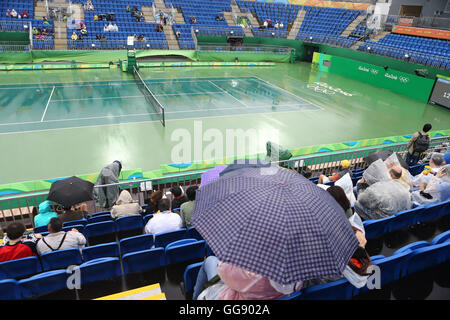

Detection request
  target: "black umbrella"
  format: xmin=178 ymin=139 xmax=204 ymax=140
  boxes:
xmin=363 ymin=150 xmax=409 ymax=170
xmin=47 ymin=176 xmax=94 ymax=208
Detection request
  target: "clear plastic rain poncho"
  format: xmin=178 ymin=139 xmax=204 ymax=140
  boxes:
xmin=197 ymin=262 xmax=303 ymax=300
xmin=355 ymin=159 xmax=412 ymax=220
xmin=411 ymin=164 xmax=450 ymax=205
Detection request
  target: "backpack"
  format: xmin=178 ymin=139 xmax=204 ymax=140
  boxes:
xmin=413 ymin=132 xmax=430 ymax=154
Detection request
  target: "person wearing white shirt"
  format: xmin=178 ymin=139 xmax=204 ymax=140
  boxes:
xmin=279 ymin=22 xmax=284 ymax=29
xmin=36 ymin=217 xmax=86 ymax=255
xmin=144 ymin=199 xmax=182 ymax=240
xmin=274 ymin=22 xmax=279 ymax=29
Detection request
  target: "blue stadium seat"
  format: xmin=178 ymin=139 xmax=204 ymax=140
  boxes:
xmin=115 ymin=214 xmax=144 ymax=239
xmin=363 ymin=215 xmax=396 ymax=239
xmin=75 ymin=257 xmax=122 ymax=285
xmin=0 ymin=256 xmax=42 ymax=279
xmin=119 ymin=234 xmax=154 ymax=256
xmin=19 ymin=269 xmax=69 ymax=298
xmin=183 ymin=262 xmax=203 ymax=295
xmin=0 ymin=279 xmax=22 ymax=300
xmin=89 ymin=211 xmax=111 ymax=218
xmin=154 ymin=229 xmax=187 ymax=248
xmin=82 ymin=242 xmax=120 ymax=261
xmin=165 ymin=239 xmax=206 ymax=265
xmin=63 ymin=219 xmax=88 ymax=228
xmin=87 ymin=214 xmax=113 ymax=224
xmin=393 ymin=241 xmax=429 ymax=255
xmin=300 ymin=278 xmax=355 ymax=300
xmin=63 ymin=224 xmax=85 ymax=235
xmin=40 ymin=248 xmax=83 ymax=271
xmin=122 ymin=248 xmax=165 ymax=274
xmin=84 ymin=220 xmax=116 ymax=245
xmin=143 ymin=214 xmax=153 ymax=225
xmin=186 ymin=227 xmax=203 ymax=240
xmin=34 ymin=225 xmax=48 ymax=233
xmin=431 ymin=230 xmax=450 ymax=245
xmin=404 ymin=242 xmax=450 ymax=276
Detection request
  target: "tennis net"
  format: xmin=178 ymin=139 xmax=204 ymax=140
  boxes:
xmin=133 ymin=66 xmax=165 ymax=127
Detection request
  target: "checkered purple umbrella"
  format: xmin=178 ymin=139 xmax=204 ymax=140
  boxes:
xmin=191 ymin=166 xmax=359 ymax=285
xmin=200 ymin=165 xmax=228 ymax=187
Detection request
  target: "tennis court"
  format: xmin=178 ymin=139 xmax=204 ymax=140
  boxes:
xmin=1 ymin=62 xmax=449 ymax=184
xmin=0 ymin=75 xmax=319 ymax=134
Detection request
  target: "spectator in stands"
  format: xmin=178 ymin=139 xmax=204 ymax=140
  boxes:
xmin=180 ymin=186 xmax=198 ymax=228
xmin=411 ymin=164 xmax=450 ymax=205
xmin=34 ymin=200 xmax=59 ymax=228
xmin=94 ymin=15 xmax=98 ymax=21
xmin=216 ymin=14 xmax=223 ymax=21
xmin=274 ymin=21 xmax=279 ymax=29
xmin=386 ymin=163 xmax=412 ymax=191
xmin=32 ymin=27 xmax=38 ymax=35
xmin=85 ymin=0 xmax=94 ymax=11
xmin=71 ymin=31 xmax=78 ymax=40
xmin=110 ymin=190 xmax=142 ymax=219
xmin=96 ymin=34 xmax=101 ymax=40
xmin=194 ymin=256 xmax=303 ymax=300
xmin=80 ymin=27 xmax=87 ymax=36
xmin=137 ymin=34 xmax=146 ymax=41
xmin=318 ymin=160 xmax=352 ymax=184
xmin=170 ymin=186 xmax=188 ymax=210
xmin=93 ymin=160 xmax=122 ymax=209
xmin=191 ymin=16 xmax=197 ymax=24
xmin=78 ymin=34 xmax=83 ymax=41
xmin=411 ymin=153 xmax=445 ymax=188
xmin=354 ymin=160 xmax=412 ymax=220
xmin=444 ymin=151 xmax=450 ymax=165
xmin=279 ymin=22 xmax=284 ymax=29
xmin=144 ymin=198 xmax=182 ymax=238
xmin=10 ymin=9 xmax=17 ymax=18
xmin=145 ymin=190 xmax=163 ymax=215
xmin=112 ymin=24 xmax=118 ymax=32
xmin=155 ymin=23 xmax=163 ymax=32
xmin=262 ymin=20 xmax=268 ymax=29
xmin=126 ymin=5 xmax=130 ymax=13
xmin=59 ymin=203 xmax=88 ymax=224
xmin=406 ymin=123 xmax=432 ymax=166
xmin=176 ymin=30 xmax=181 ymax=38
xmin=327 ymin=185 xmax=353 ymax=218
xmin=36 ymin=218 xmax=86 ymax=255
xmin=102 ymin=34 xmax=107 ymax=40
xmin=6 ymin=9 xmax=11 ymax=18
xmin=43 ymin=17 xmax=50 ymax=26
xmin=0 ymin=222 xmax=38 ymax=262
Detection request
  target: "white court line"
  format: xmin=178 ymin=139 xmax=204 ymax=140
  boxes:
xmin=207 ymin=80 xmax=250 ymax=108
xmin=41 ymin=86 xmax=55 ymax=122
xmin=0 ymin=102 xmax=314 ymax=128
xmin=0 ymin=107 xmax=322 ymax=136
xmin=51 ymin=95 xmax=144 ymax=102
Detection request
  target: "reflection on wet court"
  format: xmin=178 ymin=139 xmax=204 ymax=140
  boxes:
xmin=0 ymin=76 xmax=319 ymax=134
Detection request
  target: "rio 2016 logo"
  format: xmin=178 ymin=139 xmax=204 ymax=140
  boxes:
xmin=306 ymin=82 xmax=353 ymax=96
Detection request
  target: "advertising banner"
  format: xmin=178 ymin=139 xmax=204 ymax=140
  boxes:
xmin=392 ymin=25 xmax=450 ymax=40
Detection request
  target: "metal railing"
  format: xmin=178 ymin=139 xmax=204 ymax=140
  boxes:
xmin=67 ymin=39 xmax=169 ymax=50
xmin=0 ymin=41 xmax=32 ymax=51
xmin=1 ymin=136 xmax=448 ymax=230
xmin=192 ymin=25 xmax=246 ymax=37
xmin=381 ymin=14 xmax=450 ymax=30
xmin=297 ymin=32 xmax=358 ymax=48
xmin=0 ymin=20 xmax=31 ymax=32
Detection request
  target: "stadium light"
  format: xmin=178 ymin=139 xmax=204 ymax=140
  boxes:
xmin=404 ymin=53 xmax=409 ymax=59
xmin=309 ymin=36 xmax=313 ymax=40
xmin=91 ymin=43 xmax=95 ymax=47
xmin=367 ymin=46 xmax=371 ymax=51
xmin=230 ymin=31 xmax=234 ymax=35
xmin=146 ymin=44 xmax=150 ymax=48
xmin=271 ymin=32 xmax=275 ymax=36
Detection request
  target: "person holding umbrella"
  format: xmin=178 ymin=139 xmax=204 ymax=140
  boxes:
xmin=191 ymin=165 xmax=364 ymax=299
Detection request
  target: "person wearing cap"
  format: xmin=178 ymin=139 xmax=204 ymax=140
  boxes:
xmin=318 ymin=160 xmax=353 ymax=184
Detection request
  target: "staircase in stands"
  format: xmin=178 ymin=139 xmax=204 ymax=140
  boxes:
xmin=287 ymin=9 xmax=305 ymax=40
xmin=226 ymin=0 xmax=254 ymax=37
xmin=150 ymin=0 xmax=184 ymax=49
xmin=340 ymin=14 xmax=365 ymax=37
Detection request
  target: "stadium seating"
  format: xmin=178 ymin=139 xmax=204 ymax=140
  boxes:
xmin=154 ymin=229 xmax=188 ymax=248
xmin=0 ymin=256 xmax=42 ymax=279
xmin=75 ymin=257 xmax=122 ymax=285
xmin=87 ymin=213 xmax=113 ymax=224
xmin=122 ymin=247 xmax=165 ymax=274
xmin=84 ymin=220 xmax=117 ymax=245
xmin=182 ymin=261 xmax=203 ymax=296
xmin=164 ymin=238 xmax=206 ymax=265
xmin=40 ymin=248 xmax=83 ymax=271
xmin=81 ymin=242 xmax=120 ymax=261
xmin=115 ymin=214 xmax=144 ymax=239
xmin=119 ymin=233 xmax=154 ymax=256
xmin=19 ymin=269 xmax=69 ymax=299
xmin=69 ymin=0 xmax=169 ymax=49
xmin=63 ymin=219 xmax=88 ymax=228
xmin=0 ymin=279 xmax=21 ymax=300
